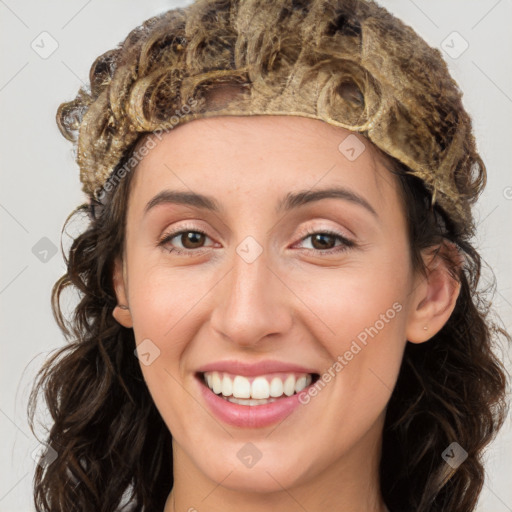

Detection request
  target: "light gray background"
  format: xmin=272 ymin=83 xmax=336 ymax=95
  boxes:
xmin=1 ymin=1 xmax=511 ymax=511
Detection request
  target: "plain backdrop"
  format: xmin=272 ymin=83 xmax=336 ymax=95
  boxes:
xmin=1 ymin=1 xmax=511 ymax=511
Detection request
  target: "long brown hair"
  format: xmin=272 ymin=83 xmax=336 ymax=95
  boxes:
xmin=28 ymin=2 xmax=510 ymax=511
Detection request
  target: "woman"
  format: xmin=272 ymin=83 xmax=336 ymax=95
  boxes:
xmin=28 ymin=0 xmax=510 ymax=511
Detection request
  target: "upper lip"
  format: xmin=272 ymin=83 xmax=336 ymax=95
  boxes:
xmin=196 ymin=360 xmax=319 ymax=377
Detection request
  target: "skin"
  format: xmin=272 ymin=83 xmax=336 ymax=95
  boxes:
xmin=111 ymin=115 xmax=461 ymax=512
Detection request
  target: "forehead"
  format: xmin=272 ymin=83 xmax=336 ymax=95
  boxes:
xmin=128 ymin=115 xmax=401 ymax=218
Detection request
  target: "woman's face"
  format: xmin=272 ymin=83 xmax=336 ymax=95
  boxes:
xmin=112 ymin=115 xmax=448 ymax=495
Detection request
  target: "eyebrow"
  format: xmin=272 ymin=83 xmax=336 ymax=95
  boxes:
xmin=143 ymin=186 xmax=378 ymax=219
xmin=276 ymin=187 xmax=378 ymax=218
xmin=144 ymin=190 xmax=222 ymax=216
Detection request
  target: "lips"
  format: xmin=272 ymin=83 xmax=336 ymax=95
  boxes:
xmin=195 ymin=360 xmax=320 ymax=428
xmin=196 ymin=359 xmax=319 ymax=377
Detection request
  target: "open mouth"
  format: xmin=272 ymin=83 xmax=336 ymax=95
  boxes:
xmin=198 ymin=371 xmax=320 ymax=406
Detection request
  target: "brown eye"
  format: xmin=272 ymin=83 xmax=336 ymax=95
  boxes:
xmin=158 ymin=228 xmax=214 ymax=255
xmin=179 ymin=231 xmax=206 ymax=249
xmin=310 ymin=233 xmax=337 ymax=250
xmin=296 ymin=229 xmax=356 ymax=255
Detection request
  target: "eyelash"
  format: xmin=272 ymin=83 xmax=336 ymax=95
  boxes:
xmin=298 ymin=227 xmax=356 ymax=254
xmin=158 ymin=226 xmax=212 ymax=256
xmin=157 ymin=225 xmax=356 ymax=256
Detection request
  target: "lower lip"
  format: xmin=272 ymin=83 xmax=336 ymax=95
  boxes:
xmin=197 ymin=376 xmax=307 ymax=428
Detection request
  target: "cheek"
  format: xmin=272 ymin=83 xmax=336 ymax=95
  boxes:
xmin=126 ymin=264 xmax=213 ymax=435
xmin=297 ymin=252 xmax=410 ymax=353
xmin=127 ymin=260 xmax=211 ymax=344
xmin=295 ymin=249 xmax=410 ymax=411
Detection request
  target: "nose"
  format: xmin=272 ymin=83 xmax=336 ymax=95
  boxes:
xmin=209 ymin=243 xmax=293 ymax=349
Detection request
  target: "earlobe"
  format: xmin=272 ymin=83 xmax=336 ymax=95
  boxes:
xmin=112 ymin=256 xmax=134 ymax=328
xmin=406 ymin=242 xmax=462 ymax=344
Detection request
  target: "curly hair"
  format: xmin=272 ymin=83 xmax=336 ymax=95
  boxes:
xmin=59 ymin=0 xmax=484 ymax=232
xmin=28 ymin=1 xmax=510 ymax=511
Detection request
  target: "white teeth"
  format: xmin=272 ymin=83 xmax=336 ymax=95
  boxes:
xmin=203 ymin=371 xmax=315 ymax=401
xmin=221 ymin=374 xmax=233 ymax=397
xmin=226 ymin=396 xmax=277 ymax=406
xmin=269 ymin=377 xmax=284 ymax=397
xmin=251 ymin=377 xmax=270 ymax=399
xmin=232 ymin=376 xmax=251 ymax=398
xmin=283 ymin=375 xmax=295 ymax=396
xmin=295 ymin=376 xmax=307 ymax=393
xmin=212 ymin=371 xmax=222 ymax=394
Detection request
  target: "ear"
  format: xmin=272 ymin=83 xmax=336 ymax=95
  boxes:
xmin=406 ymin=241 xmax=463 ymax=344
xmin=112 ymin=256 xmax=133 ymax=328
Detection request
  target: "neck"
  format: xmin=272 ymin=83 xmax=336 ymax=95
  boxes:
xmin=164 ymin=413 xmax=388 ymax=512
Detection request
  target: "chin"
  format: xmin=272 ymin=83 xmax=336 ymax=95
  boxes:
xmin=205 ymin=462 xmax=304 ymax=493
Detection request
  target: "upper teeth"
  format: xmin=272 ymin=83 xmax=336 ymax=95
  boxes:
xmin=203 ymin=371 xmax=313 ymax=400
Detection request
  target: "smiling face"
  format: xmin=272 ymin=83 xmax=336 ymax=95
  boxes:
xmin=111 ymin=115 xmax=459 ymax=507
